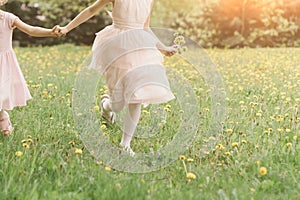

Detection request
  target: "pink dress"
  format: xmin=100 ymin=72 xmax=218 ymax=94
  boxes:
xmin=91 ymin=0 xmax=175 ymax=111
xmin=0 ymin=11 xmax=32 ymax=110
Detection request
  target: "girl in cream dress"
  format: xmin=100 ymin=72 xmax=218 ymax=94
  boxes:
xmin=56 ymin=0 xmax=177 ymax=156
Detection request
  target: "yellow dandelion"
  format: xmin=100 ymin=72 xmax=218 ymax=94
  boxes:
xmin=232 ymin=142 xmax=239 ymax=147
xmin=187 ymin=158 xmax=194 ymax=162
xmin=249 ymin=102 xmax=258 ymax=107
xmin=277 ymin=115 xmax=284 ymax=122
xmin=164 ymin=107 xmax=171 ymax=112
xmin=22 ymin=143 xmax=30 ymax=149
xmin=225 ymin=152 xmax=231 ymax=156
xmin=105 ymin=166 xmax=111 ymax=171
xmin=259 ymin=167 xmax=267 ymax=175
xmin=179 ymin=155 xmax=186 ymax=160
xmin=267 ymin=128 xmax=273 ymax=133
xmin=96 ymin=160 xmax=103 ymax=165
xmin=94 ymin=105 xmax=100 ymax=111
xmin=15 ymin=151 xmax=23 ymax=157
xmin=293 ymin=136 xmax=297 ymax=141
xmin=216 ymin=144 xmax=225 ymax=150
xmin=255 ymin=161 xmax=260 ymax=165
xmin=69 ymin=141 xmax=75 ymax=146
xmin=186 ymin=172 xmax=197 ymax=180
xmin=286 ymin=142 xmax=292 ymax=147
xmin=226 ymin=129 xmax=233 ymax=134
xmin=103 ymin=85 xmax=108 ymax=90
xmin=241 ymin=140 xmax=247 ymax=144
xmin=101 ymin=124 xmax=107 ymax=130
xmin=103 ymin=132 xmax=108 ymax=137
xmin=115 ymin=183 xmax=122 ymax=190
xmin=256 ymin=112 xmax=262 ymax=117
xmin=277 ymin=128 xmax=284 ymax=133
xmin=42 ymin=90 xmax=49 ymax=95
xmin=241 ymin=105 xmax=247 ymax=112
xmin=165 ymin=104 xmax=171 ymax=109
xmin=285 ymin=129 xmax=291 ymax=133
xmin=75 ymin=148 xmax=83 ymax=155
xmin=27 ymin=139 xmax=33 ymax=143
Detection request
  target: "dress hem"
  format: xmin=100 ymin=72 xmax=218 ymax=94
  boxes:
xmin=128 ymin=95 xmax=175 ymax=105
xmin=0 ymin=98 xmax=32 ymax=111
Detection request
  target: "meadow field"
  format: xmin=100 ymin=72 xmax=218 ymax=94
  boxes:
xmin=0 ymin=45 xmax=299 ymax=199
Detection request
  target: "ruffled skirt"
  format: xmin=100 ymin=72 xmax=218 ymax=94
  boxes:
xmin=0 ymin=49 xmax=32 ymax=110
xmin=90 ymin=26 xmax=175 ymax=111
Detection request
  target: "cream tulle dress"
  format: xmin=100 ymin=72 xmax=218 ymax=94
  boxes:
xmin=90 ymin=0 xmax=175 ymax=111
xmin=0 ymin=11 xmax=32 ymax=110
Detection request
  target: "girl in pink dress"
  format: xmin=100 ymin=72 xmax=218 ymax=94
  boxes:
xmin=0 ymin=0 xmax=58 ymax=136
xmin=56 ymin=0 xmax=177 ymax=156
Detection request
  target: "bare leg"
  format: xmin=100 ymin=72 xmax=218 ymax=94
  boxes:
xmin=102 ymin=97 xmax=141 ymax=156
xmin=120 ymin=103 xmax=141 ymax=148
xmin=0 ymin=109 xmax=12 ymax=135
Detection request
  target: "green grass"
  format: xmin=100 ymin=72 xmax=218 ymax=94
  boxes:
xmin=0 ymin=45 xmax=299 ymax=199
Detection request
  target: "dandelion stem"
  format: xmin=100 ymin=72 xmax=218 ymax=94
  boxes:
xmin=182 ymin=160 xmax=188 ymax=175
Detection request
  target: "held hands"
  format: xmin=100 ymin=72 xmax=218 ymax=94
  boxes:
xmin=51 ymin=25 xmax=68 ymax=37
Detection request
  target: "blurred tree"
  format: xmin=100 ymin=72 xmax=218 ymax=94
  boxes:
xmin=151 ymin=0 xmax=196 ymax=27
xmin=171 ymin=0 xmax=300 ymax=48
xmin=3 ymin=0 xmax=300 ymax=47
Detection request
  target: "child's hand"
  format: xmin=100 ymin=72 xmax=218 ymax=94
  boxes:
xmin=51 ymin=25 xmax=68 ymax=37
xmin=51 ymin=25 xmax=62 ymax=37
xmin=58 ymin=26 xmax=69 ymax=36
xmin=160 ymin=45 xmax=178 ymax=57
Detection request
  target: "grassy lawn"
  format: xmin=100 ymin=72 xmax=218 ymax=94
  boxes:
xmin=0 ymin=45 xmax=299 ymax=199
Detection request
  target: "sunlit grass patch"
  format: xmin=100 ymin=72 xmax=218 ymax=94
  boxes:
xmin=0 ymin=45 xmax=299 ymax=199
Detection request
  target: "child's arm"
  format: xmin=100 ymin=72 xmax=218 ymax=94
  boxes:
xmin=144 ymin=6 xmax=177 ymax=57
xmin=13 ymin=18 xmax=57 ymax=37
xmin=58 ymin=0 xmax=112 ymax=35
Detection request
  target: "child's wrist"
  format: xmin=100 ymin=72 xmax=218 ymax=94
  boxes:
xmin=65 ymin=26 xmax=70 ymax=33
